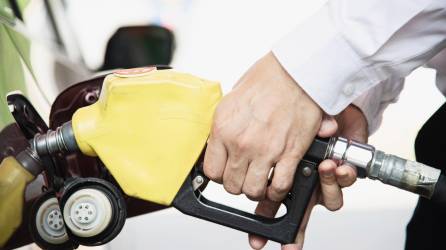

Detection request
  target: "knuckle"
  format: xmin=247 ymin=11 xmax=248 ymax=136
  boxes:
xmin=286 ymin=151 xmax=303 ymax=163
xmin=271 ymin=180 xmax=292 ymax=197
xmin=227 ymin=161 xmax=241 ymax=171
xmin=234 ymin=137 xmax=252 ymax=152
xmin=286 ymin=141 xmax=306 ymax=160
xmin=280 ymin=153 xmax=301 ymax=167
xmin=260 ymin=145 xmax=281 ymax=161
xmin=325 ymin=200 xmax=343 ymax=212
xmin=242 ymin=186 xmax=265 ymax=201
xmin=211 ymin=121 xmax=233 ymax=141
xmin=210 ymin=124 xmax=221 ymax=137
xmin=203 ymin=165 xmax=221 ymax=182
xmin=282 ymin=139 xmax=303 ymax=159
xmin=223 ymin=182 xmax=242 ymax=195
xmin=211 ymin=122 xmax=226 ymax=138
xmin=266 ymin=139 xmax=286 ymax=155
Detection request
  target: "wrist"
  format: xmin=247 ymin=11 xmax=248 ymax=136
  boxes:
xmin=268 ymin=51 xmax=323 ymax=120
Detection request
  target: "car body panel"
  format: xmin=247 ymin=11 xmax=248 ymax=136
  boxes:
xmin=0 ymin=22 xmax=29 ymax=128
xmin=0 ymin=3 xmax=89 ymax=248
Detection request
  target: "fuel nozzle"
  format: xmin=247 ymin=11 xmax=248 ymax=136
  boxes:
xmin=0 ymin=148 xmax=43 ymax=246
xmin=0 ymin=122 xmax=79 ymax=246
xmin=326 ymin=137 xmax=442 ymax=200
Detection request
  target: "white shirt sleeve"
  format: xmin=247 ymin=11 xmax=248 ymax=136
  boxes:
xmin=427 ymin=48 xmax=446 ymax=95
xmin=352 ymin=77 xmax=404 ymax=134
xmin=273 ymin=0 xmax=446 ymax=115
xmin=352 ymin=47 xmax=446 ymax=135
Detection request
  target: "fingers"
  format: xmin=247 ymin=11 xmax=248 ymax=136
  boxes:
xmin=248 ymin=199 xmax=281 ymax=249
xmin=266 ymin=156 xmax=299 ymax=202
xmin=242 ymin=159 xmax=271 ymax=200
xmin=317 ymin=114 xmax=338 ymax=138
xmin=222 ymin=149 xmax=250 ymax=194
xmin=203 ymin=137 xmax=227 ymax=183
xmin=248 ymin=231 xmax=268 ymax=250
xmin=318 ymin=160 xmax=343 ymax=211
xmin=335 ymin=164 xmax=357 ymax=188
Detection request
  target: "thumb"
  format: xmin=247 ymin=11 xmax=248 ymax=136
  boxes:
xmin=318 ymin=114 xmax=338 ymax=137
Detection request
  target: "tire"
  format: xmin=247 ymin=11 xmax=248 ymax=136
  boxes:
xmin=29 ymin=192 xmax=76 ymax=250
xmin=60 ymin=178 xmax=126 ymax=246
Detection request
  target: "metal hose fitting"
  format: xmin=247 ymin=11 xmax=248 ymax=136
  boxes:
xmin=326 ymin=137 xmax=375 ymax=177
xmin=326 ymin=137 xmax=441 ymax=198
xmin=16 ymin=147 xmax=43 ymax=177
xmin=368 ymin=152 xmax=441 ymax=198
xmin=32 ymin=122 xmax=79 ymax=156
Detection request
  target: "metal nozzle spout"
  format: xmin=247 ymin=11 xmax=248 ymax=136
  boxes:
xmin=32 ymin=121 xmax=79 ymax=156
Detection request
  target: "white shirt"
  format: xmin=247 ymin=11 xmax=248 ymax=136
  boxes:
xmin=273 ymin=0 xmax=446 ymax=133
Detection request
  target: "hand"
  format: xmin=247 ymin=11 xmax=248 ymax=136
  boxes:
xmin=249 ymin=105 xmax=368 ymax=250
xmin=203 ymin=51 xmax=323 ymax=202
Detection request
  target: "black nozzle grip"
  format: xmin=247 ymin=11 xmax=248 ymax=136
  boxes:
xmin=173 ymin=159 xmax=320 ymax=244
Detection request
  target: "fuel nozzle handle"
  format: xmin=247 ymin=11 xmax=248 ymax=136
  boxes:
xmin=326 ymin=137 xmax=443 ymax=200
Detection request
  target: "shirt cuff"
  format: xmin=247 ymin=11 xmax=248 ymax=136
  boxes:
xmin=352 ymin=90 xmax=383 ymax=135
xmin=352 ymin=77 xmax=405 ymax=135
xmin=272 ymin=4 xmax=374 ymax=115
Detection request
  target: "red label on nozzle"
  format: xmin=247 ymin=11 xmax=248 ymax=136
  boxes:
xmin=113 ymin=67 xmax=156 ymax=78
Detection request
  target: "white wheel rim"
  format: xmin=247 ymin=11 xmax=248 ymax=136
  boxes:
xmin=35 ymin=197 xmax=69 ymax=244
xmin=63 ymin=188 xmax=113 ymax=238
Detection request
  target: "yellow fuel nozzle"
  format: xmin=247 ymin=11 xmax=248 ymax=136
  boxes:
xmin=38 ymin=68 xmax=222 ymax=206
xmin=0 ymin=68 xmax=221 ymax=246
xmin=73 ymin=69 xmax=222 ymax=205
xmin=0 ymin=149 xmax=42 ymax=247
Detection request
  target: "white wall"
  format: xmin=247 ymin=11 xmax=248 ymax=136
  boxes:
xmin=63 ymin=1 xmax=445 ymax=249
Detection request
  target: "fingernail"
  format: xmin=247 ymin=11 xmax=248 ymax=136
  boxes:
xmin=338 ymin=169 xmax=348 ymax=178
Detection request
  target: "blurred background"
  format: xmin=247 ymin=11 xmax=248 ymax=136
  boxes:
xmin=6 ymin=0 xmax=444 ymax=249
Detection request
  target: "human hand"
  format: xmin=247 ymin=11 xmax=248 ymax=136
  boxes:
xmin=249 ymin=105 xmax=369 ymax=250
xmin=203 ymin=51 xmax=323 ymax=202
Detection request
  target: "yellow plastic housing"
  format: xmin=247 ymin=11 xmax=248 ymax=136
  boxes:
xmin=72 ymin=69 xmax=222 ymax=205
xmin=0 ymin=156 xmax=34 ymax=247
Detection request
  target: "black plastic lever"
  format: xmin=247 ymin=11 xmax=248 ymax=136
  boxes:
xmin=173 ymin=137 xmax=329 ymax=244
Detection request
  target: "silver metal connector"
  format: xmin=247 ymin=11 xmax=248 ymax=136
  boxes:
xmin=326 ymin=137 xmax=441 ymax=198
xmin=327 ymin=137 xmax=375 ymax=173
